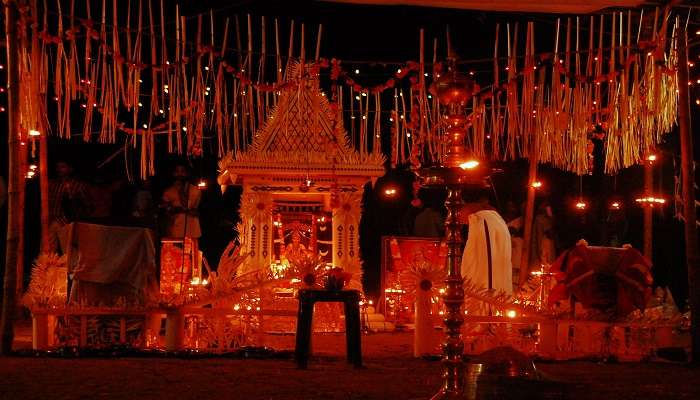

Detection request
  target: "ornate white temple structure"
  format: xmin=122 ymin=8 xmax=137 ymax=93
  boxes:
xmin=218 ymin=62 xmax=385 ymax=288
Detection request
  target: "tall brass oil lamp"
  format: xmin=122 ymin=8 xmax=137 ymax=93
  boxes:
xmin=418 ymin=56 xmax=489 ymax=399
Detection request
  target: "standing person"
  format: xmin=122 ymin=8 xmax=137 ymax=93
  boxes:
xmin=503 ymin=200 xmax=523 ymax=280
xmin=85 ymin=174 xmax=123 ymax=220
xmin=161 ymin=163 xmax=201 ymax=240
xmin=530 ymin=201 xmax=557 ymax=270
xmin=459 ymin=190 xmax=513 ymax=314
xmin=132 ymin=178 xmax=155 ymax=221
xmin=413 ymin=189 xmax=444 ymax=238
xmin=48 ymin=160 xmax=89 ymax=252
xmin=601 ymin=205 xmax=628 ymax=248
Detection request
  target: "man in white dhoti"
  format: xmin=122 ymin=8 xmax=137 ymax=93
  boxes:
xmin=459 ymin=191 xmax=513 ymax=315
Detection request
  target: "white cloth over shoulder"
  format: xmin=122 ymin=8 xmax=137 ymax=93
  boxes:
xmin=461 ymin=210 xmax=513 ymax=295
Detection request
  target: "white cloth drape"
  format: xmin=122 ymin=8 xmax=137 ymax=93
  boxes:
xmin=66 ymin=223 xmax=158 ymax=305
xmin=460 ymin=210 xmax=513 ymax=295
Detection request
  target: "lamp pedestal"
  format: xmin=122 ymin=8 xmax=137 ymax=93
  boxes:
xmin=419 ymin=166 xmax=488 ymax=399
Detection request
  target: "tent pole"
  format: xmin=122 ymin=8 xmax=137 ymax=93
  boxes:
xmin=39 ymin=132 xmax=50 ymax=252
xmin=643 ymin=156 xmax=653 ymax=259
xmin=519 ymin=148 xmax=538 ymax=286
xmin=1 ymin=0 xmax=22 ymax=355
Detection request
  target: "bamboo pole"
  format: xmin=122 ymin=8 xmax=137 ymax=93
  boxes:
xmin=315 ymin=24 xmax=322 ymax=62
xmin=286 ymin=20 xmax=294 ymax=80
xmin=519 ymin=145 xmax=538 ymax=286
xmin=643 ymin=156 xmax=653 ymax=259
xmin=300 ymin=23 xmax=305 ymax=66
xmin=1 ymin=0 xmax=21 ymax=355
xmin=235 ymin=15 xmax=243 ymax=69
xmin=16 ymin=124 xmax=26 ymax=298
xmin=519 ymin=23 xmax=540 ymax=286
xmin=419 ymin=29 xmax=426 ymax=156
xmin=39 ymin=3 xmax=50 ymax=253
xmin=275 ymin=19 xmax=281 ymax=83
xmin=258 ymin=16 xmax=265 ymax=127
xmin=677 ymin=24 xmax=700 ymax=364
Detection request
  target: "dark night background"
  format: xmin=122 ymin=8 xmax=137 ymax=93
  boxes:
xmin=0 ymin=0 xmax=698 ymax=306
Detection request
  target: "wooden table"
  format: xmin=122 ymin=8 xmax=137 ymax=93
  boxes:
xmin=294 ymin=289 xmax=362 ymax=369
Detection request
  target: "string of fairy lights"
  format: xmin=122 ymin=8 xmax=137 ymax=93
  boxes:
xmin=1 ymin=15 xmax=699 ymax=212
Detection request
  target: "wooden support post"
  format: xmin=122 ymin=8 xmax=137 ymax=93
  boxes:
xmin=16 ymin=133 xmax=26 ymax=297
xmin=1 ymin=0 xmax=21 ymax=356
xmin=677 ymin=25 xmax=700 ymax=364
xmin=39 ymin=115 xmax=50 ymax=253
xmin=519 ymin=152 xmax=539 ymax=286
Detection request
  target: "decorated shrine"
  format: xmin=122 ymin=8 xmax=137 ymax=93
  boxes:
xmin=217 ymin=61 xmax=384 ymax=287
xmin=2 ymin=1 xmax=699 ymax=398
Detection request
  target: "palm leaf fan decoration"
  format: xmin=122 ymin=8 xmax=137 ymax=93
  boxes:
xmin=462 ymin=278 xmax=553 ymax=318
xmin=289 ymin=252 xmax=327 ymax=288
xmin=22 ymin=253 xmax=68 ymax=309
xmin=399 ymin=260 xmax=446 ymax=297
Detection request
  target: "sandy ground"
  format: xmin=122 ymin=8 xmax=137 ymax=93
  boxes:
xmin=1 ymin=324 xmax=700 ymax=400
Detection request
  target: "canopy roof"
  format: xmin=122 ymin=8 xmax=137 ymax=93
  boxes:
xmin=218 ymin=62 xmax=385 ymax=186
xmin=321 ymin=0 xmax=648 ymax=14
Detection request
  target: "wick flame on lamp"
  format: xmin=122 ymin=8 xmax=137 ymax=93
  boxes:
xmin=636 ymin=196 xmax=666 ymax=206
xmin=383 ymin=186 xmax=398 ymax=198
xmin=575 ymin=201 xmax=587 ymax=210
xmin=459 ymin=160 xmax=479 ymax=170
xmin=531 ymin=181 xmax=542 ymax=189
xmin=197 ymin=180 xmax=207 ymax=189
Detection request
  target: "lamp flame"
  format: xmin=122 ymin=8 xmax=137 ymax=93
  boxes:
xmin=459 ymin=160 xmax=479 ymax=170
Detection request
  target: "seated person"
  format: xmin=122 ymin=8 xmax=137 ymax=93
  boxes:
xmin=281 ymin=230 xmax=310 ymax=264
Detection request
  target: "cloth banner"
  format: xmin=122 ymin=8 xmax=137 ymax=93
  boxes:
xmin=65 ymin=223 xmax=158 ymax=305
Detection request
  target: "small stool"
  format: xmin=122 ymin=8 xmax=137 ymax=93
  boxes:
xmin=295 ymin=289 xmax=362 ymax=369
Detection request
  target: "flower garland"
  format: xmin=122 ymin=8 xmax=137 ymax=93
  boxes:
xmin=11 ymin=2 xmax=680 ymax=178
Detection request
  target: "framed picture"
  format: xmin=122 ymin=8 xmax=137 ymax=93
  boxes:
xmin=379 ymin=236 xmax=447 ymax=320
